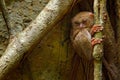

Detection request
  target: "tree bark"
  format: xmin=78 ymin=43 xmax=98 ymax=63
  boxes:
xmin=93 ymin=0 xmax=104 ymax=79
xmin=0 ymin=0 xmax=76 ymax=79
xmin=0 ymin=0 xmax=9 ymax=57
xmin=115 ymin=0 xmax=120 ymax=79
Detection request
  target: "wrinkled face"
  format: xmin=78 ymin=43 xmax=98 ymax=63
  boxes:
xmin=72 ymin=12 xmax=94 ymax=31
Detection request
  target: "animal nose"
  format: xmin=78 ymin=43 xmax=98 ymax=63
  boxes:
xmin=79 ymin=23 xmax=85 ymax=28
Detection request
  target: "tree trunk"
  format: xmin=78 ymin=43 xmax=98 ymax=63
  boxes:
xmin=0 ymin=0 xmax=120 ymax=80
xmin=0 ymin=0 xmax=76 ymax=79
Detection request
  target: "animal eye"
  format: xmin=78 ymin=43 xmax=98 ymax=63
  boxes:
xmin=82 ymin=19 xmax=87 ymax=23
xmin=74 ymin=21 xmax=80 ymax=25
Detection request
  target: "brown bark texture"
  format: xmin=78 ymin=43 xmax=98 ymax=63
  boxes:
xmin=0 ymin=0 xmax=76 ymax=79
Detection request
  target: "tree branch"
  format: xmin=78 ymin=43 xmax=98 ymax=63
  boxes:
xmin=0 ymin=0 xmax=76 ymax=79
xmin=93 ymin=0 xmax=106 ymax=80
xmin=93 ymin=0 xmax=117 ymax=79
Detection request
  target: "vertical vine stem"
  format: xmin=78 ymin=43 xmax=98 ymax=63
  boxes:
xmin=93 ymin=0 xmax=106 ymax=80
xmin=0 ymin=0 xmax=11 ymax=36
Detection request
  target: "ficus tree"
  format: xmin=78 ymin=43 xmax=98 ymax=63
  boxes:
xmin=0 ymin=0 xmax=120 ymax=80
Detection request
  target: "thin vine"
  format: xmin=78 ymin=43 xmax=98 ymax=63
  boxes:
xmin=93 ymin=0 xmax=106 ymax=80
